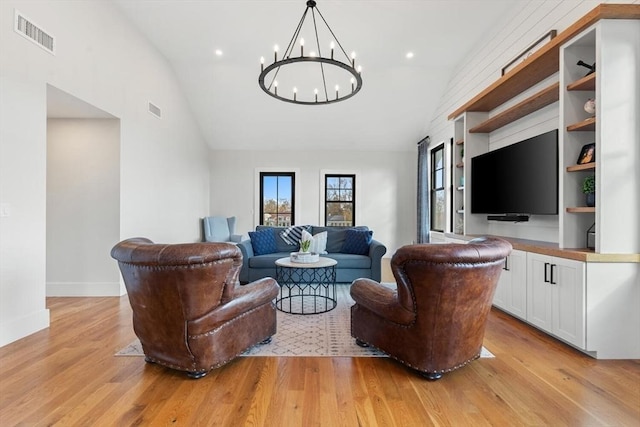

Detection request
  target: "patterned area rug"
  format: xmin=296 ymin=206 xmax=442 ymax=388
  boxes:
xmin=116 ymin=284 xmax=494 ymax=358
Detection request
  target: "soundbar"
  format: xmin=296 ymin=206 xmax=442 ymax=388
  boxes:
xmin=487 ymin=215 xmax=530 ymax=222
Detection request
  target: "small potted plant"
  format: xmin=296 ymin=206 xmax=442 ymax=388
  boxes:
xmin=583 ymin=175 xmax=595 ymax=207
xmin=299 ymin=236 xmax=312 ymax=253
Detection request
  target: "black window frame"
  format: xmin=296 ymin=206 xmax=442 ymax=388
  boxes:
xmin=324 ymin=174 xmax=355 ymax=226
xmin=259 ymin=172 xmax=295 ymax=226
xmin=430 ymin=143 xmax=446 ymax=232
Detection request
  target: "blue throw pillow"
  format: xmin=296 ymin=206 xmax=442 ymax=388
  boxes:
xmin=341 ymin=229 xmax=373 ymax=255
xmin=249 ymin=228 xmax=277 ymax=255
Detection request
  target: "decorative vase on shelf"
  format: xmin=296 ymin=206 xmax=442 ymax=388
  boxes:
xmin=584 ymin=98 xmax=596 ymax=115
xmin=583 ymin=175 xmax=595 ymax=207
xmin=586 ymin=193 xmax=595 ymax=207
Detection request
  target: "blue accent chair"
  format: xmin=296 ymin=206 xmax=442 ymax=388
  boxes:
xmin=203 ymin=216 xmax=243 ymax=243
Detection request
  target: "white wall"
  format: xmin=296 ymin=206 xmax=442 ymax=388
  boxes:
xmin=209 ymin=149 xmax=416 ymax=257
xmin=46 ymin=118 xmax=121 ymax=296
xmin=426 ymin=0 xmax=638 ymax=242
xmin=0 ymin=1 xmax=210 ymax=346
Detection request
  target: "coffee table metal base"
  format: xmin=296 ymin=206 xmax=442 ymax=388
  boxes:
xmin=275 ymin=259 xmax=337 ymax=315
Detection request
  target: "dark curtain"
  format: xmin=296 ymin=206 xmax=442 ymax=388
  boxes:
xmin=417 ymin=136 xmax=430 ymax=243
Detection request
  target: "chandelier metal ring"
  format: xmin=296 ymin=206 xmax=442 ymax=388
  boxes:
xmin=257 ymin=0 xmax=363 ymax=106
xmin=258 ymin=56 xmax=363 ymax=105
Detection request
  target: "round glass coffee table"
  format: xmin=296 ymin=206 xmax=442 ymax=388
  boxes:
xmin=275 ymin=257 xmax=337 ymax=314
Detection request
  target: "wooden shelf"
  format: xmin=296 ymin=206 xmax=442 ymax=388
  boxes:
xmin=567 ymin=73 xmax=596 ymax=91
xmin=469 ymin=82 xmax=559 ymax=133
xmin=567 ymin=162 xmax=595 ymax=172
xmin=567 ymin=117 xmax=596 ymax=131
xmin=455 ymin=139 xmax=464 ymax=145
xmin=566 ymin=207 xmax=596 ymax=213
xmin=448 ymin=4 xmax=640 ymax=120
xmin=456 ymin=162 xmax=464 ymax=168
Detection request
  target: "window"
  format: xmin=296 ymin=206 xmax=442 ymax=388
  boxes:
xmin=430 ymin=144 xmax=445 ymax=232
xmin=260 ymin=172 xmax=295 ymax=226
xmin=325 ymin=174 xmax=355 ymax=226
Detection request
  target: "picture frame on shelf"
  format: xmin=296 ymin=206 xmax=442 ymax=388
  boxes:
xmin=577 ymin=143 xmax=595 ymax=164
xmin=501 ymin=30 xmax=557 ymax=76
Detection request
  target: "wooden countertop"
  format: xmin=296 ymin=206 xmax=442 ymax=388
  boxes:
xmin=445 ymin=233 xmax=640 ymax=263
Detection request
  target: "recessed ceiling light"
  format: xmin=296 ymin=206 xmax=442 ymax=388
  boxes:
xmin=215 ymin=49 xmax=223 ymax=56
xmin=406 ymin=52 xmax=414 ymax=59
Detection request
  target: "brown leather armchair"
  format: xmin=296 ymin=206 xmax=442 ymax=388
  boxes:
xmin=111 ymin=238 xmax=279 ymax=379
xmin=350 ymin=236 xmax=512 ymax=380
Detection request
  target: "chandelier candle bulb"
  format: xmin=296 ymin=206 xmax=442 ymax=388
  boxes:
xmin=330 ymin=41 xmax=335 ymax=59
xmin=335 ymin=85 xmax=339 ymax=100
xmin=300 ymin=38 xmax=304 ymax=56
xmin=351 ymin=77 xmax=355 ymax=92
xmin=293 ymin=87 xmax=297 ymax=101
xmin=274 ymin=45 xmax=279 ymax=62
xmin=260 ymin=56 xmax=264 ymax=72
xmin=314 ymin=88 xmax=318 ymax=102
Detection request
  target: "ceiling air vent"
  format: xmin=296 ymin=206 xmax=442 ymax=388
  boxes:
xmin=14 ymin=10 xmax=55 ymax=54
xmin=148 ymin=102 xmax=162 ymax=119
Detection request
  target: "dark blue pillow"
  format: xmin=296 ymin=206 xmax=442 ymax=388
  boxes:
xmin=341 ymin=229 xmax=373 ymax=255
xmin=249 ymin=228 xmax=277 ymax=255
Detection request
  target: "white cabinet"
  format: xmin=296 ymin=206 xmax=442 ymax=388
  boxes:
xmin=526 ymin=253 xmax=585 ymax=348
xmin=493 ymin=250 xmax=526 ymax=320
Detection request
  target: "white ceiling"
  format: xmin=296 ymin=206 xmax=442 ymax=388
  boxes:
xmin=112 ymin=0 xmax=516 ymax=152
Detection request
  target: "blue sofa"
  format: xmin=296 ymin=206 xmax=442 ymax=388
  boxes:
xmin=237 ymin=225 xmax=386 ymax=284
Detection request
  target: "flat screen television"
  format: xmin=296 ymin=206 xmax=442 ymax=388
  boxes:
xmin=471 ymin=130 xmax=558 ymax=218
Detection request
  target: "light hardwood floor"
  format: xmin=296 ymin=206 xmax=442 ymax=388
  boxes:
xmin=1 ymin=291 xmax=638 ymax=426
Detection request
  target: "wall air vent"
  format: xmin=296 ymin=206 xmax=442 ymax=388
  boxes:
xmin=14 ymin=10 xmax=55 ymax=54
xmin=148 ymin=102 xmax=162 ymax=119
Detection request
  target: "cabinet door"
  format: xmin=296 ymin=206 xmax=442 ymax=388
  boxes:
xmin=505 ymin=250 xmax=527 ymax=320
xmin=527 ymin=254 xmax=553 ymax=333
xmin=551 ymin=258 xmax=585 ymax=347
xmin=493 ymin=257 xmax=508 ymax=310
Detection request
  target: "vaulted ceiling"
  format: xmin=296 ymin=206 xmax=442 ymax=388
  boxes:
xmin=113 ymin=1 xmax=515 ymax=151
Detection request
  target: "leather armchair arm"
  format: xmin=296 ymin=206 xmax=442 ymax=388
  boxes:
xmin=351 ymin=278 xmax=415 ymax=325
xmin=188 ymin=277 xmax=279 ymax=335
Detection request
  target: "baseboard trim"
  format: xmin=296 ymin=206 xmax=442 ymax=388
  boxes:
xmin=0 ymin=308 xmax=50 ymax=347
xmin=46 ymin=281 xmax=123 ymax=297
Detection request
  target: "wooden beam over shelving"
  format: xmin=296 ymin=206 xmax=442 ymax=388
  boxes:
xmin=469 ymin=83 xmax=559 ymax=133
xmin=448 ymin=4 xmax=640 ymax=120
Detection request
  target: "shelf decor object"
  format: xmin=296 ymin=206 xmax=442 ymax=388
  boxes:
xmin=577 ymin=143 xmax=595 ymax=164
xmin=502 ymin=30 xmax=557 ymax=76
xmin=257 ymin=0 xmax=362 ymax=105
xmin=582 ymin=175 xmax=595 ymax=207
xmin=577 ymin=60 xmax=596 ymax=76
xmin=584 ymin=98 xmax=596 ymax=114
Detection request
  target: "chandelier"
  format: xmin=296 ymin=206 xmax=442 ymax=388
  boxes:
xmin=258 ymin=0 xmax=363 ymax=105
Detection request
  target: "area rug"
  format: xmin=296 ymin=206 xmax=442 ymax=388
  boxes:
xmin=116 ymin=284 xmax=494 ymax=358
